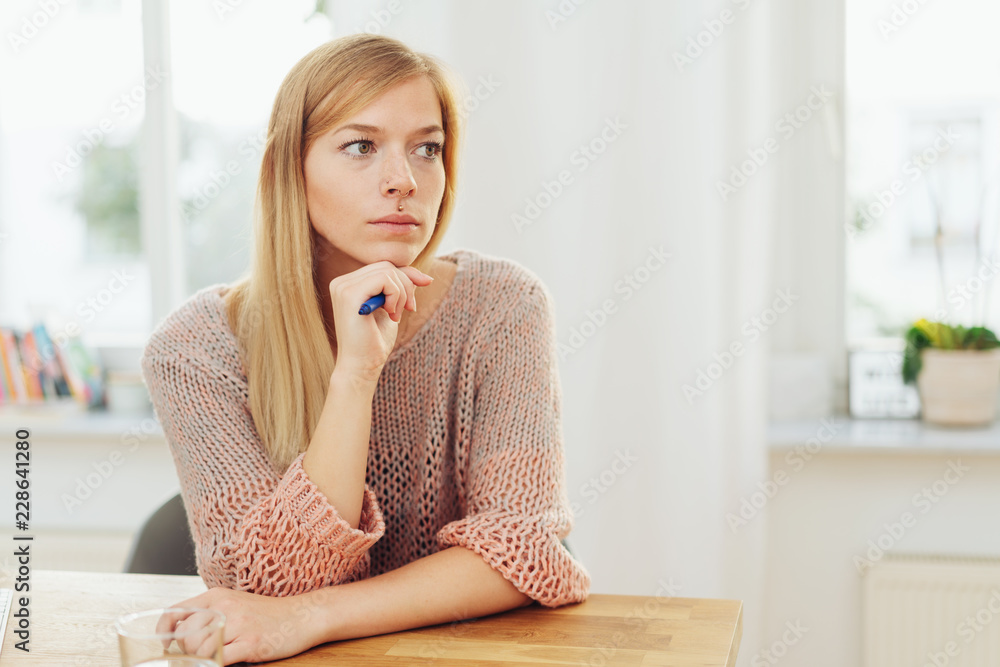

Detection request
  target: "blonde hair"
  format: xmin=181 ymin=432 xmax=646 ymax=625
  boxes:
xmin=223 ymin=34 xmax=465 ymax=471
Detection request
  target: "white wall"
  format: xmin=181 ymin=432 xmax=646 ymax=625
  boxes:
xmin=763 ymin=438 xmax=1000 ymax=666
xmin=768 ymin=0 xmax=849 ymax=414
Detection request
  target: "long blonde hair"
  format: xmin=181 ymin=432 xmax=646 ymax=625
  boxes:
xmin=223 ymin=34 xmax=465 ymax=471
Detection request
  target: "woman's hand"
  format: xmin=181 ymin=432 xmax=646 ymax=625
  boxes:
xmin=159 ymin=587 xmax=327 ymax=665
xmin=328 ymin=261 xmax=433 ymax=382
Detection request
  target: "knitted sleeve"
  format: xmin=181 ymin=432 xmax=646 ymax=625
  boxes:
xmin=436 ymin=280 xmax=591 ymax=607
xmin=140 ymin=350 xmax=385 ymax=597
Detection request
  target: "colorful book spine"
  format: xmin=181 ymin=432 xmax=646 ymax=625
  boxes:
xmin=53 ymin=337 xmax=88 ymax=403
xmin=0 ymin=329 xmax=11 ymax=403
xmin=0 ymin=324 xmax=105 ymax=408
xmin=63 ymin=336 xmax=105 ymax=408
xmin=0 ymin=329 xmax=28 ymax=403
xmin=15 ymin=331 xmax=43 ymax=401
xmin=33 ymin=324 xmax=72 ymax=398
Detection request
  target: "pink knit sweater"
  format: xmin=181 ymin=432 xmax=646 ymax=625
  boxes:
xmin=140 ymin=248 xmax=590 ymax=608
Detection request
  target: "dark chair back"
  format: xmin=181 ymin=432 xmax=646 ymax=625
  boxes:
xmin=123 ymin=493 xmax=199 ymax=576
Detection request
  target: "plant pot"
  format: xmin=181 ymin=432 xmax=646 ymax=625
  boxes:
xmin=916 ymin=348 xmax=1000 ymax=426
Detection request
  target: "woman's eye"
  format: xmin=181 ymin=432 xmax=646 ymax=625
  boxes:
xmin=344 ymin=140 xmax=374 ymax=156
xmin=418 ymin=143 xmax=442 ymax=159
xmin=340 ymin=139 xmax=440 ymax=159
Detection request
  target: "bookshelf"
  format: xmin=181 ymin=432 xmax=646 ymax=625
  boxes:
xmin=0 ymin=322 xmax=106 ymax=410
xmin=0 ymin=401 xmax=162 ymax=440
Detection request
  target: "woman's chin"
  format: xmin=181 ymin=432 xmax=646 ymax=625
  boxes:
xmin=363 ymin=240 xmax=428 ymax=265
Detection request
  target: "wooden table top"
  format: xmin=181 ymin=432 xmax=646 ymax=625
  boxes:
xmin=0 ymin=570 xmax=742 ymax=666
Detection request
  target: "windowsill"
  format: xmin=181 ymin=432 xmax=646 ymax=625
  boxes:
xmin=0 ymin=403 xmax=163 ymax=441
xmin=769 ymin=416 xmax=1000 ymax=455
xmin=4 ymin=406 xmax=998 ymax=452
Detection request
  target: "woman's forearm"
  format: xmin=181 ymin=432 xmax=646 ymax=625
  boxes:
xmin=300 ymin=371 xmax=378 ymax=530
xmin=301 ymin=547 xmax=532 ymax=646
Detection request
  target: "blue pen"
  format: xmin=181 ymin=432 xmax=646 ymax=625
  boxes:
xmin=359 ymin=293 xmax=386 ymax=315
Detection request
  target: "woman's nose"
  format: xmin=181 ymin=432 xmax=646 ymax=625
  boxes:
xmin=381 ymin=152 xmax=417 ymax=196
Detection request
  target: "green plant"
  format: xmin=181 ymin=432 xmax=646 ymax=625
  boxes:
xmin=70 ymin=138 xmax=141 ymax=257
xmin=902 ymin=319 xmax=1000 ymax=384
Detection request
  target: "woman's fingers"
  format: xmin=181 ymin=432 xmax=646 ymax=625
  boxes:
xmin=390 ymin=266 xmax=429 ymax=318
xmin=193 ymin=629 xmax=222 ymax=660
xmin=155 ymin=608 xmax=188 ymax=649
xmin=347 ymin=262 xmax=431 ymax=319
xmin=399 ymin=265 xmax=434 ymax=287
xmin=175 ymin=611 xmax=216 ymax=656
xmin=222 ymin=638 xmax=250 ymax=665
xmin=327 ymin=261 xmax=433 ymax=373
xmin=383 ymin=269 xmax=406 ymax=321
xmin=396 ymin=265 xmax=432 ymax=314
xmin=154 ymin=610 xmax=175 ymax=635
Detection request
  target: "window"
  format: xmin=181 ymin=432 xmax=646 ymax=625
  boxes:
xmin=0 ymin=0 xmax=149 ymax=344
xmin=170 ymin=0 xmax=330 ymax=295
xmin=845 ymin=0 xmax=1000 ymax=342
xmin=0 ymin=0 xmax=330 ymax=352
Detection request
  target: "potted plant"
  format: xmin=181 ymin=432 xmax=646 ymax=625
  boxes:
xmin=902 ymin=319 xmax=1000 ymax=426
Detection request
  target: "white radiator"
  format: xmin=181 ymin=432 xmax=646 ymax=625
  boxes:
xmin=863 ymin=554 xmax=1000 ymax=667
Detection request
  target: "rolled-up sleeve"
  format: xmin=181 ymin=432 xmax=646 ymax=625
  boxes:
xmin=436 ymin=280 xmax=591 ymax=607
xmin=140 ymin=349 xmax=385 ymax=597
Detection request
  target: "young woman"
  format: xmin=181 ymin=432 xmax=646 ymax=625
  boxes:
xmin=140 ymin=33 xmax=590 ymax=664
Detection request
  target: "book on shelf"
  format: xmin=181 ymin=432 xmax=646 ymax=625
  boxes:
xmin=0 ymin=329 xmax=27 ymax=403
xmin=0 ymin=322 xmax=105 ymax=410
xmin=32 ymin=324 xmax=72 ymax=398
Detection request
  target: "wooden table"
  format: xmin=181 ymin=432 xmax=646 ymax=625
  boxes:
xmin=0 ymin=570 xmax=742 ymax=666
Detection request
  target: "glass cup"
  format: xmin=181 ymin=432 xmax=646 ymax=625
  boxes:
xmin=115 ymin=607 xmax=226 ymax=667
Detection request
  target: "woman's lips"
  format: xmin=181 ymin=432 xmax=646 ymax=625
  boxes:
xmin=369 ymin=221 xmax=419 ymax=233
xmin=371 ymin=214 xmax=418 ymax=224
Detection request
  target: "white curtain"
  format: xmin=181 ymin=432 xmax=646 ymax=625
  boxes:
xmin=325 ymin=0 xmax=823 ymax=660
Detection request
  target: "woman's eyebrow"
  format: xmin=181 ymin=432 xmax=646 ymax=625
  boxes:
xmin=333 ymin=123 xmax=444 ymax=137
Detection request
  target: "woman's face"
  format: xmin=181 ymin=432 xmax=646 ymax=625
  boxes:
xmin=303 ymin=75 xmax=446 ymax=274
